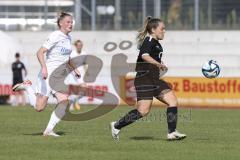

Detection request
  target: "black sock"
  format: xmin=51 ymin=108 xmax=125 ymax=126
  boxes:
xmin=167 ymin=107 xmax=178 ymax=133
xmin=114 ymin=109 xmax=143 ymax=130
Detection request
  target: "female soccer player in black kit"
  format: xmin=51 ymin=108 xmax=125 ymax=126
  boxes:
xmin=110 ymin=17 xmax=186 ymax=140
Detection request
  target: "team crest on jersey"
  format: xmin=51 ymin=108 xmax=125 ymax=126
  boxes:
xmin=17 ymin=64 xmax=22 ymax=68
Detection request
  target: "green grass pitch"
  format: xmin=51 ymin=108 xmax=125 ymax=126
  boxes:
xmin=0 ymin=105 xmax=240 ymax=160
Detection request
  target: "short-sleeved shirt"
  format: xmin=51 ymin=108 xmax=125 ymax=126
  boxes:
xmin=42 ymin=30 xmax=72 ymax=69
xmin=12 ymin=61 xmax=25 ymax=79
xmin=134 ymin=36 xmax=171 ymax=101
xmin=135 ymin=36 xmax=163 ymax=79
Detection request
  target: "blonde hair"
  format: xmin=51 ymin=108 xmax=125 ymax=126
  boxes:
xmin=74 ymin=39 xmax=83 ymax=46
xmin=137 ymin=16 xmax=162 ymax=48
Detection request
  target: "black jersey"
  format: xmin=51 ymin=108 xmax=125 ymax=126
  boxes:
xmin=137 ymin=36 xmax=163 ymax=63
xmin=12 ymin=61 xmax=25 ymax=79
xmin=135 ymin=36 xmax=163 ymax=78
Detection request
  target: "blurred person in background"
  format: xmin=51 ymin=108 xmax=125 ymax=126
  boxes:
xmin=11 ymin=53 xmax=27 ymax=106
xmin=65 ymin=39 xmax=88 ymax=110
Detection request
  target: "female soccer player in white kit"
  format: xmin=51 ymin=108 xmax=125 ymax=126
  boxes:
xmin=13 ymin=12 xmax=80 ymax=137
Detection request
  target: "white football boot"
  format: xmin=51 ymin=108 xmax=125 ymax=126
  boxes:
xmin=43 ymin=130 xmax=60 ymax=137
xmin=167 ymin=130 xmax=186 ymax=140
xmin=110 ymin=121 xmax=120 ymax=140
xmin=12 ymin=80 xmax=32 ymax=91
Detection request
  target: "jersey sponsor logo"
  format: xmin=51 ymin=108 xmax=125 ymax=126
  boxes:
xmin=54 ymin=46 xmax=71 ymax=55
xmin=60 ymin=47 xmax=72 ymax=55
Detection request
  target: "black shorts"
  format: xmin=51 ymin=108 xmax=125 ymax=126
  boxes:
xmin=13 ymin=77 xmax=23 ymax=86
xmin=134 ymin=75 xmax=172 ymax=101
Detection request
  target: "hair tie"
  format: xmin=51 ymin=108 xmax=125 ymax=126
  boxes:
xmin=147 ymin=16 xmax=152 ymax=21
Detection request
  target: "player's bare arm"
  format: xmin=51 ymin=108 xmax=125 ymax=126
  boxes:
xmin=68 ymin=58 xmax=81 ymax=78
xmin=37 ymin=47 xmax=48 ymax=79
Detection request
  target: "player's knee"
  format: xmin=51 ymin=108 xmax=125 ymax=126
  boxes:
xmin=138 ymin=108 xmax=150 ymax=117
xmin=168 ymin=100 xmax=178 ymax=107
xmin=35 ymin=107 xmax=44 ymax=112
xmin=35 ymin=103 xmax=45 ymax=112
xmin=35 ymin=108 xmax=43 ymax=112
xmin=164 ymin=95 xmax=178 ymax=106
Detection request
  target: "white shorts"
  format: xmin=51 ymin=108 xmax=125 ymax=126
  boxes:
xmin=36 ymin=65 xmax=70 ymax=97
xmin=35 ymin=69 xmax=56 ymax=97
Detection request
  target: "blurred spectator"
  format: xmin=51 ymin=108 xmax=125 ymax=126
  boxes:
xmin=66 ymin=39 xmax=88 ymax=110
xmin=11 ymin=53 xmax=27 ymax=106
xmin=167 ymin=0 xmax=182 ymax=28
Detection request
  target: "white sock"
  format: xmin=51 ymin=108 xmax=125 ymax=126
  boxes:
xmin=44 ymin=102 xmax=68 ymax=132
xmin=68 ymin=95 xmax=75 ymax=111
xmin=68 ymin=95 xmax=78 ymax=102
xmin=45 ymin=111 xmax=60 ymax=132
xmin=12 ymin=95 xmax=17 ymax=106
xmin=25 ymin=86 xmax=36 ymax=109
xmin=69 ymin=102 xmax=74 ymax=111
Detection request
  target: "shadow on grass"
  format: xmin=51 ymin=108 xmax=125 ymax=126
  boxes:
xmin=130 ymin=136 xmax=163 ymax=141
xmin=23 ymin=131 xmax=66 ymax=136
xmin=192 ymin=137 xmax=210 ymax=141
xmin=130 ymin=136 xmax=188 ymax=141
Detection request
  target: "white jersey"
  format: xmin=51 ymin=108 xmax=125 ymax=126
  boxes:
xmin=42 ymin=30 xmax=72 ymax=69
xmin=36 ymin=30 xmax=72 ymax=97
